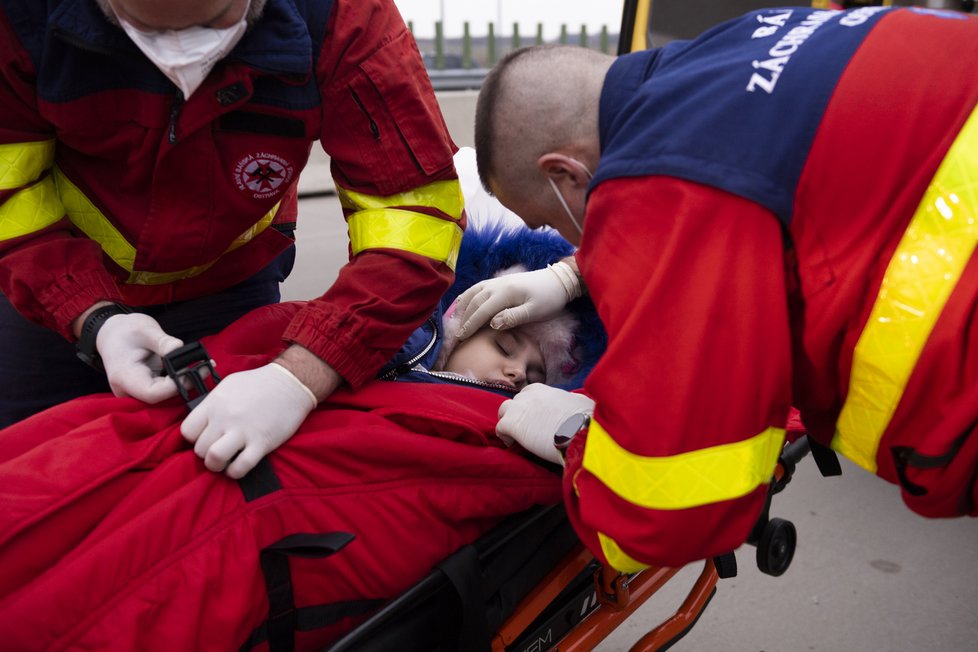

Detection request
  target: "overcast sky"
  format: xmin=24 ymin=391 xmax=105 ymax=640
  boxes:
xmin=392 ymin=1 xmax=623 ymax=39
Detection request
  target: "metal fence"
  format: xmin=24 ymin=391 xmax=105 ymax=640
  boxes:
xmin=411 ymin=21 xmax=618 ymax=74
xmin=425 ymin=68 xmax=491 ymax=92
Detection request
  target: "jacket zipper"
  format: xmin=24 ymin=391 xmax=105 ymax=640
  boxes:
xmin=417 ymin=368 xmax=518 ymax=394
xmin=168 ymin=90 xmax=185 ymax=144
xmin=378 ymin=318 xmax=439 ymax=381
xmin=349 ymin=87 xmax=380 ymax=141
xmin=384 ymin=363 xmax=518 ymax=395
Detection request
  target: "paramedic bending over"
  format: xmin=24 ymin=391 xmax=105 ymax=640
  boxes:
xmin=0 ymin=0 xmax=463 ymax=474
xmin=455 ymin=7 xmax=978 ymax=574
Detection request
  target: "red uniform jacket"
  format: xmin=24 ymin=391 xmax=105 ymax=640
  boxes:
xmin=0 ymin=0 xmax=463 ymax=387
xmin=565 ymin=8 xmax=978 ymax=571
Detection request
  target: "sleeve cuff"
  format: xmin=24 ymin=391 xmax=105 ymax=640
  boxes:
xmin=282 ymin=305 xmax=375 ymax=389
xmin=37 ymin=272 xmax=124 ymax=340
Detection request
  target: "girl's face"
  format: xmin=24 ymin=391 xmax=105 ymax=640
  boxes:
xmin=444 ymin=326 xmax=546 ymax=391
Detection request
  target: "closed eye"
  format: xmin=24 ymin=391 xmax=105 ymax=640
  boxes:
xmin=495 ymin=332 xmax=517 ymax=357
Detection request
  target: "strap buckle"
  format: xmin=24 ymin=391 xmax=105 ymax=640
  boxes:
xmin=162 ymin=341 xmax=221 ymax=411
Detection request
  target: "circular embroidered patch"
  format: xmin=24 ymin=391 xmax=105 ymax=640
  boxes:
xmin=233 ymin=152 xmax=295 ymax=199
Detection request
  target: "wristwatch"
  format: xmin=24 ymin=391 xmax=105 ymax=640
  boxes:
xmin=76 ymin=303 xmax=131 ymax=370
xmin=554 ymin=412 xmax=591 ymax=460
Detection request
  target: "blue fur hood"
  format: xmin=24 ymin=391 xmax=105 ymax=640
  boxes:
xmin=379 ymin=223 xmax=606 ymax=391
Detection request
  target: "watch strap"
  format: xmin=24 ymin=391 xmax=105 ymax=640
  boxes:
xmin=76 ymin=303 xmax=131 ymax=370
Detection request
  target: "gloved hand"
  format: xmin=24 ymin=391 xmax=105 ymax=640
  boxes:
xmin=454 ymin=260 xmax=582 ymax=338
xmin=497 ymin=383 xmax=595 ymax=465
xmin=180 ymin=362 xmax=318 ymax=479
xmin=96 ymin=312 xmax=184 ymax=403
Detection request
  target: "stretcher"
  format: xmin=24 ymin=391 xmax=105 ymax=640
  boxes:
xmin=160 ymin=338 xmax=825 ymax=652
xmin=321 ymin=434 xmax=820 ymax=652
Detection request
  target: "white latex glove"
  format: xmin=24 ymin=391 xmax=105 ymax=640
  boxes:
xmin=181 ymin=363 xmax=318 ymax=479
xmin=96 ymin=312 xmax=184 ymax=403
xmin=496 ymin=383 xmax=595 ymax=465
xmin=454 ymin=261 xmax=582 ymax=338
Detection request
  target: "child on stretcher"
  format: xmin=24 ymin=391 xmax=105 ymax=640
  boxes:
xmin=377 ymin=148 xmax=602 ymax=399
xmin=378 ymin=255 xmax=587 ymax=396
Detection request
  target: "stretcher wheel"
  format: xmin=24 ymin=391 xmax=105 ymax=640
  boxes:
xmin=755 ymin=517 xmax=796 ymax=577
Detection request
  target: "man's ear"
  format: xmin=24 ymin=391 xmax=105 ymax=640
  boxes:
xmin=537 ymin=152 xmax=589 ymax=188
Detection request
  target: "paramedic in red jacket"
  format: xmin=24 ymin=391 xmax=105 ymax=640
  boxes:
xmin=460 ymin=6 xmax=978 ymax=571
xmin=0 ymin=0 xmax=464 ymax=474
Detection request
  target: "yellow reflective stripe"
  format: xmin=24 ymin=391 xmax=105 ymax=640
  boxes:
xmin=336 ymin=179 xmax=464 ymax=221
xmin=53 ymin=168 xmax=279 ymax=285
xmin=127 ymin=207 xmax=278 ymax=285
xmin=833 ymin=104 xmax=978 ymax=473
xmin=583 ymin=419 xmax=784 ymax=511
xmin=0 ymin=176 xmax=65 ymax=239
xmin=233 ymin=208 xmax=278 ymax=247
xmin=347 ymin=208 xmax=463 ymax=271
xmin=127 ymin=262 xmax=215 ymax=285
xmin=54 ymin=167 xmax=137 ymax=271
xmin=597 ymin=532 xmax=648 ymax=573
xmin=0 ymin=140 xmax=55 ymax=190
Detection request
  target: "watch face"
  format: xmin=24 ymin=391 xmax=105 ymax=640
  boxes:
xmin=556 ymin=412 xmax=590 ymax=439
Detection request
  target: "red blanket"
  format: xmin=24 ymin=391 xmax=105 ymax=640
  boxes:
xmin=0 ymin=304 xmax=561 ymax=650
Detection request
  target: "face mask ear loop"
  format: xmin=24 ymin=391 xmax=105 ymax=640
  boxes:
xmin=548 ymin=176 xmax=584 ymax=235
xmin=568 ymin=157 xmax=594 ymax=181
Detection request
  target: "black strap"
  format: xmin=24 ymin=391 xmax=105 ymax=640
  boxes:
xmin=807 ymin=435 xmax=842 ymax=477
xmin=236 ymin=460 xmax=363 ymax=652
xmin=238 ymin=456 xmax=282 ymax=502
xmin=891 ymin=430 xmax=970 ymax=497
xmin=435 ymin=545 xmax=492 ymax=652
xmin=249 ymin=532 xmax=356 ymax=652
xmin=263 ymin=548 xmax=297 ymax=652
xmin=240 ymin=600 xmax=383 ymax=651
xmin=75 ymin=303 xmax=131 ymax=370
xmin=891 ymin=447 xmax=929 ymax=497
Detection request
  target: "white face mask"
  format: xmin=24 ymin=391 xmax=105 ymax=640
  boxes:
xmin=120 ymin=5 xmax=249 ymax=99
xmin=547 ymin=157 xmax=593 ymax=236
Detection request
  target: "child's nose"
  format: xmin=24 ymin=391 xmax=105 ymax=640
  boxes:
xmin=504 ymin=364 xmax=526 ymax=384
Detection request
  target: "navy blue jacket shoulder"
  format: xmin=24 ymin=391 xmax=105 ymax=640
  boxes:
xmin=595 ymin=6 xmax=892 ymax=224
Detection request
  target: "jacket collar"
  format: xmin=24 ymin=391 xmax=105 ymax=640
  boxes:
xmin=48 ymin=0 xmax=313 ymax=77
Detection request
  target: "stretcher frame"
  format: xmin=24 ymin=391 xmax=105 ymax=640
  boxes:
xmin=491 ymin=545 xmax=720 ymax=652
xmin=323 ymin=434 xmax=814 ymax=652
